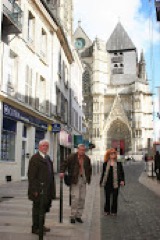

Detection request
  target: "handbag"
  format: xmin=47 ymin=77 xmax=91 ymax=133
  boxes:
xmin=64 ymin=173 xmax=71 ymax=187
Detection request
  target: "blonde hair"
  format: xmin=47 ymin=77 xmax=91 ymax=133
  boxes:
xmin=104 ymin=148 xmax=117 ymax=162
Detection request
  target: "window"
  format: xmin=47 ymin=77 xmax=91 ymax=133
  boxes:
xmin=27 ymin=11 xmax=35 ymax=44
xmin=58 ymin=51 xmax=62 ymax=77
xmin=64 ymin=99 xmax=68 ymax=123
xmin=25 ymin=65 xmax=32 ymax=105
xmin=83 ymin=70 xmax=90 ymax=94
xmin=35 ymin=73 xmax=39 ymax=110
xmin=39 ymin=76 xmax=46 ymax=113
xmin=79 ymin=116 xmax=82 ymax=132
xmin=1 ymin=131 xmax=15 ymax=162
xmin=1 ymin=119 xmax=16 ymax=162
xmin=56 ymin=88 xmax=61 ymax=116
xmin=7 ymin=50 xmax=18 ymax=95
xmin=41 ymin=29 xmax=47 ymax=58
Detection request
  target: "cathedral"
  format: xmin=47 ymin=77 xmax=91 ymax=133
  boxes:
xmin=46 ymin=0 xmax=153 ymax=158
xmin=74 ymin=22 xmax=153 ymax=158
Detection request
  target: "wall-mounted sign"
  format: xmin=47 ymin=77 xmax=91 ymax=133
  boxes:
xmin=3 ymin=103 xmax=47 ymax=130
xmin=52 ymin=123 xmax=61 ymax=132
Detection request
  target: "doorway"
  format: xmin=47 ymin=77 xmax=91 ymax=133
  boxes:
xmin=21 ymin=139 xmax=27 ymax=179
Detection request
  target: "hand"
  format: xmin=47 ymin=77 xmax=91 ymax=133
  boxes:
xmin=59 ymin=173 xmax=64 ymax=179
xmin=120 ymin=181 xmax=125 ymax=186
xmin=34 ymin=192 xmax=38 ymax=197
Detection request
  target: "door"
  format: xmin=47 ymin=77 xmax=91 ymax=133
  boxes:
xmin=112 ymin=139 xmax=125 ymax=155
xmin=21 ymin=140 xmax=26 ymax=179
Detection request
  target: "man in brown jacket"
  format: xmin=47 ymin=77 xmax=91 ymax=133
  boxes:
xmin=28 ymin=139 xmax=56 ymax=235
xmin=60 ymin=144 xmax=92 ymax=223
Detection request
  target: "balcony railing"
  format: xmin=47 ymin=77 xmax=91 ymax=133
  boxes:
xmin=111 ymin=56 xmax=123 ymax=63
xmin=3 ymin=0 xmax=23 ymax=33
xmin=112 ymin=67 xmax=124 ymax=74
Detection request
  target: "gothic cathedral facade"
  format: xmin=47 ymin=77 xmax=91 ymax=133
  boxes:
xmin=74 ymin=22 xmax=153 ymax=158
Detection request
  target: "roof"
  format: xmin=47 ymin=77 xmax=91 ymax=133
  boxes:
xmin=106 ymin=22 xmax=136 ymax=51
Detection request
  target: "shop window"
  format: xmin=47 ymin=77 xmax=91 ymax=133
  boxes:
xmin=1 ymin=131 xmax=15 ymax=162
xmin=35 ymin=130 xmax=45 ymax=152
xmin=1 ymin=118 xmax=16 ymax=162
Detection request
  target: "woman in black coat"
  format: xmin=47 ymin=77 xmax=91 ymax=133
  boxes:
xmin=100 ymin=148 xmax=125 ymax=216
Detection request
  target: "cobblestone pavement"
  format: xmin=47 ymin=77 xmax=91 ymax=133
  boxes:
xmin=0 ymin=174 xmax=99 ymax=240
xmin=100 ymin=162 xmax=160 ymax=240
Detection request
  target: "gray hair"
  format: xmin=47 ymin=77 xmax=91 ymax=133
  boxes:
xmin=39 ymin=139 xmax=49 ymax=146
xmin=78 ymin=144 xmax=86 ymax=149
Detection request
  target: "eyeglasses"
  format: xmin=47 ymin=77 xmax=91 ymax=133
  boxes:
xmin=110 ymin=152 xmax=116 ymax=155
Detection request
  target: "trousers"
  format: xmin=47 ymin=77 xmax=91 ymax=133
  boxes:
xmin=71 ymin=175 xmax=86 ymax=218
xmin=104 ymin=187 xmax=119 ymax=214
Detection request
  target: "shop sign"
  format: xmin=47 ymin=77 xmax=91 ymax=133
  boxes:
xmin=3 ymin=103 xmax=47 ymax=130
xmin=74 ymin=135 xmax=83 ymax=148
xmin=52 ymin=123 xmax=61 ymax=132
xmin=60 ymin=130 xmax=68 ymax=146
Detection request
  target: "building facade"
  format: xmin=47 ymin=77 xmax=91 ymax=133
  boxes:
xmin=74 ymin=22 xmax=154 ymax=159
xmin=0 ymin=0 xmax=83 ymax=182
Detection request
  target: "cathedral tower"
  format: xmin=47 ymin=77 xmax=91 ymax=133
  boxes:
xmin=45 ymin=0 xmax=73 ymax=39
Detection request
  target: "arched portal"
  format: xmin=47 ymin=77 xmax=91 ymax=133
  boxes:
xmin=107 ymin=119 xmax=131 ymax=154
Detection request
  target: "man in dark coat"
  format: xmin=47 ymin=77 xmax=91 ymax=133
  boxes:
xmin=60 ymin=144 xmax=92 ymax=224
xmin=28 ymin=139 xmax=56 ymax=235
xmin=155 ymin=151 xmax=160 ymax=180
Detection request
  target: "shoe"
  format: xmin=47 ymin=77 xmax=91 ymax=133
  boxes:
xmin=70 ymin=218 xmax=76 ymax=224
xmin=32 ymin=228 xmax=46 ymax=235
xmin=104 ymin=212 xmax=110 ymax=216
xmin=43 ymin=226 xmax=50 ymax=232
xmin=75 ymin=217 xmax=83 ymax=223
xmin=32 ymin=228 xmax=39 ymax=235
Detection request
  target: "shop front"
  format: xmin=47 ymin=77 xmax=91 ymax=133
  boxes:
xmin=0 ymin=103 xmax=48 ymax=182
xmin=57 ymin=130 xmax=72 ymax=172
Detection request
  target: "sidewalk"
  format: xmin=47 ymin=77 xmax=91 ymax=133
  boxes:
xmin=0 ymin=164 xmax=160 ymax=240
xmin=139 ymin=171 xmax=160 ymax=197
xmin=0 ymin=174 xmax=101 ymax=240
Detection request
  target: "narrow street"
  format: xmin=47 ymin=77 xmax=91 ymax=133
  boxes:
xmin=0 ymin=162 xmax=160 ymax=240
xmin=100 ymin=162 xmax=160 ymax=240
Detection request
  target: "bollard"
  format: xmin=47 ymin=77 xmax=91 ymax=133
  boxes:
xmin=59 ymin=178 xmax=63 ymax=223
xmin=39 ymin=183 xmax=44 ymax=240
xmin=69 ymin=186 xmax=71 ymax=206
xmin=151 ymin=162 xmax=154 ymax=178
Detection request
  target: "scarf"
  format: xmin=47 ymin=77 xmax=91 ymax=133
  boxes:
xmin=102 ymin=160 xmax=118 ymax=188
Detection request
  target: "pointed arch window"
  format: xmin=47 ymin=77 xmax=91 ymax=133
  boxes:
xmin=83 ymin=70 xmax=90 ymax=93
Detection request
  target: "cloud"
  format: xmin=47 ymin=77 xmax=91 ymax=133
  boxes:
xmin=74 ymin=0 xmax=160 ymax=55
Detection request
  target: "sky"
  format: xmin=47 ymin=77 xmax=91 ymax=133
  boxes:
xmin=74 ymin=0 xmax=160 ymax=140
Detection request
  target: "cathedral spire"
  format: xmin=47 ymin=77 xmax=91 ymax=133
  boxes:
xmin=138 ymin=50 xmax=146 ymax=80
